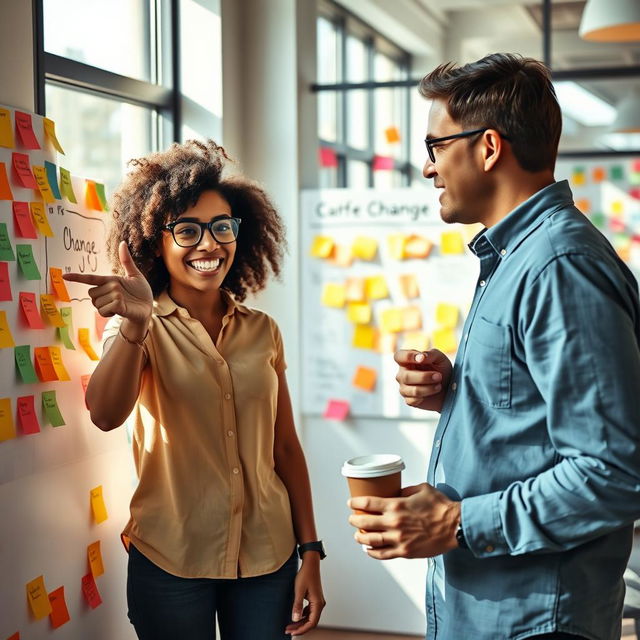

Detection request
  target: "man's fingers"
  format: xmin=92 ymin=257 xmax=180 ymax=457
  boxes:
xmin=62 ymin=272 xmax=112 ymax=286
xmin=394 ymin=349 xmax=424 ymax=366
xmin=348 ymin=495 xmax=389 ymax=514
xmin=118 ymin=241 xmax=143 ymax=277
xmin=349 ymin=513 xmax=388 ymax=531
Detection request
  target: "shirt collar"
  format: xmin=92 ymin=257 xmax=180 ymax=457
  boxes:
xmin=154 ymin=288 xmax=250 ymax=317
xmin=470 ymin=180 xmax=574 ymax=258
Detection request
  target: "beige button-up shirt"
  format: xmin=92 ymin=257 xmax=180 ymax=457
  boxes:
xmin=103 ymin=290 xmax=296 ymax=578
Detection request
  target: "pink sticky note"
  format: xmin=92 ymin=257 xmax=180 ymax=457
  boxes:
xmin=14 ymin=111 xmax=41 ymax=149
xmin=16 ymin=395 xmax=40 ymax=434
xmin=81 ymin=573 xmax=102 ymax=609
xmin=323 ymin=399 xmax=350 ymax=421
xmin=80 ymin=374 xmax=91 ymax=396
xmin=0 ymin=262 xmax=12 ymax=301
xmin=629 ymin=187 xmax=640 ymax=200
xmin=19 ymin=291 xmax=45 ymax=329
xmin=13 ymin=201 xmax=38 ymax=238
xmin=319 ymin=147 xmax=338 ymax=168
xmin=372 ymin=155 xmax=394 ymax=171
xmin=95 ymin=312 xmax=108 ymax=340
xmin=632 ymin=159 xmax=640 ymax=173
xmin=12 ymin=152 xmax=38 ymax=189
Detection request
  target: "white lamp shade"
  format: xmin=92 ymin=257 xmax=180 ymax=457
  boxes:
xmin=579 ymin=0 xmax=640 ymax=42
xmin=612 ymin=88 xmax=640 ymax=133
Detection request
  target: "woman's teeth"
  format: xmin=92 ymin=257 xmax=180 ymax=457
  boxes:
xmin=189 ymin=259 xmax=221 ymax=272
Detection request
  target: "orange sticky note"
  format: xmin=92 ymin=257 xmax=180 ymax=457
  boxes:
xmin=352 ymin=236 xmax=378 ymax=261
xmin=310 ymin=235 xmax=334 ymax=258
xmin=0 ymin=397 xmax=17 ymax=442
xmin=321 ymin=283 xmax=346 ymax=308
xmin=435 ymin=303 xmax=459 ymax=328
xmin=347 ymin=302 xmax=372 ymax=325
xmin=34 ymin=347 xmax=58 ymax=382
xmin=402 ymin=306 xmax=422 ymax=331
xmin=48 ymin=586 xmax=70 ymax=628
xmin=81 ymin=573 xmax=103 ymax=609
xmin=43 ymin=117 xmax=65 ymax=154
xmin=6 ymin=632 xmax=20 ymax=640
xmin=30 ymin=202 xmax=54 ymax=237
xmin=384 ymin=126 xmax=401 ymax=144
xmin=365 ymin=275 xmax=388 ymax=300
xmin=345 ymin=277 xmax=366 ymax=302
xmin=90 ymin=485 xmax=108 ymax=524
xmin=50 ymin=268 xmax=71 ymax=301
xmin=592 ymin=167 xmax=605 ymax=182
xmin=398 ymin=274 xmax=420 ymax=299
xmin=352 ymin=365 xmax=377 ymax=391
xmin=19 ymin=291 xmax=46 ymax=328
xmin=78 ymin=328 xmax=99 ymax=360
xmin=323 ymin=399 xmax=350 ymax=421
xmin=0 ymin=311 xmax=16 ymax=348
xmin=352 ymin=325 xmax=377 ymax=350
xmin=327 ymin=243 xmax=353 ymax=267
xmin=0 ymin=162 xmax=13 ymax=199
xmin=15 ymin=111 xmax=40 ymax=149
xmin=88 ymin=541 xmax=105 ymax=577
xmin=26 ymin=575 xmax=53 ymax=620
xmin=374 ymin=331 xmax=397 ymax=354
xmin=49 ymin=346 xmax=71 ymax=381
xmin=440 ymin=231 xmax=465 ymax=255
xmin=85 ymin=180 xmax=103 ymax=211
xmin=0 ymin=108 xmax=14 ymax=148
xmin=380 ymin=307 xmax=403 ymax=333
xmin=387 ymin=233 xmax=408 ymax=260
xmin=575 ymin=198 xmax=591 ymax=214
xmin=32 ymin=166 xmax=56 ymax=204
xmin=433 ymin=327 xmax=458 ymax=353
xmin=402 ymin=331 xmax=430 ymax=351
xmin=40 ymin=294 xmax=65 ymax=327
xmin=404 ymin=235 xmax=433 ymax=259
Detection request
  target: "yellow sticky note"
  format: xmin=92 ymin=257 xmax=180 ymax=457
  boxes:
xmin=32 ymin=166 xmax=56 ymax=204
xmin=404 ymin=235 xmax=433 ymax=259
xmin=43 ymin=117 xmax=65 ymax=154
xmin=398 ymin=274 xmax=420 ymax=299
xmin=30 ymin=202 xmax=54 ymax=237
xmin=50 ymin=267 xmax=71 ymax=301
xmin=435 ymin=303 xmax=459 ymax=328
xmin=365 ymin=275 xmax=389 ymax=300
xmin=88 ymin=541 xmax=105 ymax=577
xmin=0 ymin=397 xmax=17 ymax=442
xmin=374 ymin=331 xmax=397 ymax=354
xmin=440 ymin=231 xmax=465 ymax=255
xmin=433 ymin=327 xmax=458 ymax=354
xmin=352 ymin=325 xmax=377 ymax=350
xmin=380 ymin=307 xmax=403 ymax=333
xmin=345 ymin=277 xmax=366 ymax=302
xmin=321 ymin=283 xmax=346 ymax=308
xmin=352 ymin=365 xmax=377 ymax=391
xmin=49 ymin=346 xmax=71 ymax=381
xmin=352 ymin=236 xmax=378 ymax=261
xmin=387 ymin=233 xmax=408 ymax=259
xmin=90 ymin=486 xmax=108 ymax=524
xmin=0 ymin=311 xmax=16 ymax=348
xmin=327 ymin=243 xmax=353 ymax=267
xmin=0 ymin=108 xmax=14 ymax=148
xmin=402 ymin=306 xmax=422 ymax=331
xmin=611 ymin=200 xmax=624 ymax=216
xmin=40 ymin=294 xmax=66 ymax=328
xmin=26 ymin=575 xmax=53 ymax=620
xmin=347 ymin=302 xmax=372 ymax=325
xmin=78 ymin=328 xmax=99 ymax=360
xmin=310 ymin=235 xmax=334 ymax=258
xmin=402 ymin=331 xmax=430 ymax=351
xmin=571 ymin=171 xmax=586 ymax=186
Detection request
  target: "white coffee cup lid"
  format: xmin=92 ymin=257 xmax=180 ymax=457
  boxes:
xmin=341 ymin=454 xmax=405 ymax=478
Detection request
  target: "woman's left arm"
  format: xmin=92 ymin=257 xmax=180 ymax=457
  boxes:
xmin=274 ymin=370 xmax=326 ymax=637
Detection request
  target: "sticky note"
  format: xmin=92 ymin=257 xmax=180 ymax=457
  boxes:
xmin=327 ymin=243 xmax=352 ymax=267
xmin=43 ymin=117 xmax=65 ymax=154
xmin=398 ymin=274 xmax=419 ymax=299
xmin=352 ymin=236 xmax=378 ymax=261
xmin=387 ymin=233 xmax=408 ymax=260
xmin=0 ymin=311 xmax=16 ymax=348
xmin=48 ymin=586 xmax=70 ymax=628
xmin=433 ymin=327 xmax=458 ymax=354
xmin=571 ymin=168 xmax=586 ymax=186
xmin=95 ymin=311 xmax=108 ymax=340
xmin=95 ymin=182 xmax=109 ymax=210
xmin=440 ymin=231 xmax=465 ymax=255
xmin=0 ymin=262 xmax=12 ymax=301
xmin=42 ymin=390 xmax=65 ymax=426
xmin=6 ymin=632 xmax=20 ymax=640
xmin=321 ymin=283 xmax=346 ymax=308
xmin=44 ymin=161 xmax=62 ymax=199
xmin=49 ymin=346 xmax=71 ymax=381
xmin=60 ymin=306 xmax=74 ymax=332
xmin=0 ymin=223 xmax=15 ymax=261
xmin=0 ymin=398 xmax=16 ymax=442
xmin=402 ymin=306 xmax=422 ymax=331
xmin=79 ymin=328 xmax=99 ymax=360
xmin=90 ymin=485 xmax=108 ymax=524
xmin=435 ymin=303 xmax=459 ymax=328
xmin=352 ymin=324 xmax=377 ymax=349
xmin=17 ymin=395 xmax=41 ymax=435
xmin=34 ymin=347 xmax=59 ymax=382
xmin=14 ymin=111 xmax=40 ymax=149
xmin=58 ymin=309 xmax=76 ymax=348
xmin=58 ymin=324 xmax=76 ymax=350
xmin=0 ymin=162 xmax=13 ymax=199
xmin=50 ymin=267 xmax=71 ymax=301
xmin=15 ymin=345 xmax=38 ymax=383
xmin=32 ymin=166 xmax=56 ymax=203
xmin=610 ymin=165 xmax=624 ymax=181
xmin=402 ymin=331 xmax=430 ymax=351
xmin=374 ymin=331 xmax=396 ymax=354
xmin=12 ymin=152 xmax=38 ymax=189
xmin=384 ymin=126 xmax=401 ymax=144
xmin=372 ymin=155 xmax=394 ymax=171
xmin=592 ymin=167 xmax=605 ymax=182
xmin=40 ymin=294 xmax=65 ymax=328
xmin=352 ymin=366 xmax=377 ymax=391
xmin=347 ymin=302 xmax=372 ymax=324
xmin=80 ymin=374 xmax=91 ymax=396
xmin=345 ymin=277 xmax=366 ymax=302
xmin=30 ymin=202 xmax=54 ymax=237
xmin=85 ymin=180 xmax=103 ymax=211
xmin=611 ymin=200 xmax=624 ymax=216
xmin=319 ymin=147 xmax=338 ymax=168
xmin=0 ymin=108 xmax=14 ymax=148
xmin=16 ymin=244 xmax=41 ymax=280
xmin=88 ymin=541 xmax=105 ymax=577
xmin=575 ymin=198 xmax=591 ymax=214
xmin=310 ymin=235 xmax=334 ymax=258
xmin=81 ymin=573 xmax=103 ymax=609
xmin=323 ymin=399 xmax=350 ymax=421
xmin=59 ymin=167 xmax=78 ymax=203
xmin=26 ymin=575 xmax=52 ymax=620
xmin=405 ymin=235 xmax=433 ymax=259
xmin=380 ymin=307 xmax=403 ymax=333
xmin=365 ymin=275 xmax=388 ymax=300
xmin=13 ymin=201 xmax=38 ymax=238
xmin=19 ymin=292 xmax=45 ymax=328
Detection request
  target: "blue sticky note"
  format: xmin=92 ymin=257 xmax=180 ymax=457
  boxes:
xmin=44 ymin=161 xmax=62 ymax=200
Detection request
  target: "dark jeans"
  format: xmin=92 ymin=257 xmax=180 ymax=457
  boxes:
xmin=127 ymin=544 xmax=298 ymax=640
xmin=528 ymin=635 xmax=588 ymax=639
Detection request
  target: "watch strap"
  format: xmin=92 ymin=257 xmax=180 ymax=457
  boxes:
xmin=297 ymin=540 xmax=326 ymax=560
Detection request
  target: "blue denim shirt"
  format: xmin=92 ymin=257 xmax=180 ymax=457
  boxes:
xmin=427 ymin=181 xmax=640 ymax=640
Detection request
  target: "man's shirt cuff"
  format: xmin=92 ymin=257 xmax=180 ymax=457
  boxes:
xmin=460 ymin=492 xmax=507 ymax=557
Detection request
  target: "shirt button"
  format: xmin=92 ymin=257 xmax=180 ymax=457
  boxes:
xmin=451 ymin=382 xmax=457 ymax=391
xmin=500 ymin=249 xmax=507 ymax=256
xmin=479 ymin=280 xmax=486 ymax=287
xmin=232 ymin=467 xmax=240 ymax=474
xmin=224 ymin=393 xmax=231 ymax=400
xmin=217 ymin=360 xmax=224 ymax=365
xmin=464 ymin=333 xmax=469 ymax=341
xmin=227 ymin=430 xmax=234 ymax=437
xmin=435 ymin=439 xmax=441 ymax=448
xmin=485 ymin=544 xmax=494 ymax=553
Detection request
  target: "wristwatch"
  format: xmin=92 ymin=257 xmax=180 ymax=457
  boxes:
xmin=455 ymin=523 xmax=468 ymax=549
xmin=297 ymin=540 xmax=326 ymax=560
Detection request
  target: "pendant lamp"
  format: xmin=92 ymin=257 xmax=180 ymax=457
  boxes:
xmin=611 ymin=88 xmax=640 ymax=133
xmin=579 ymin=0 xmax=640 ymax=42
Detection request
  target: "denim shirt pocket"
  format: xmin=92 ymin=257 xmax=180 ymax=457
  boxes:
xmin=465 ymin=316 xmax=512 ymax=409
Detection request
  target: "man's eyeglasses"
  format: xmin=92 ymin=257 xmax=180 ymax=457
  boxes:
xmin=163 ymin=215 xmax=241 ymax=248
xmin=424 ymin=128 xmax=510 ymax=163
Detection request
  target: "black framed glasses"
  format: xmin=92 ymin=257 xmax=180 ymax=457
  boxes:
xmin=425 ymin=128 xmax=510 ymax=163
xmin=163 ymin=215 xmax=241 ymax=247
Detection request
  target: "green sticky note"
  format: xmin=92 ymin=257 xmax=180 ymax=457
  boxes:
xmin=57 ymin=324 xmax=75 ymax=349
xmin=16 ymin=244 xmax=41 ymax=280
xmin=60 ymin=306 xmax=73 ymax=329
xmin=0 ymin=223 xmax=15 ymax=261
xmin=59 ymin=167 xmax=77 ymax=204
xmin=590 ymin=212 xmax=606 ymax=229
xmin=15 ymin=345 xmax=38 ymax=383
xmin=42 ymin=390 xmax=65 ymax=427
xmin=630 ymin=172 xmax=640 ymax=186
xmin=95 ymin=182 xmax=109 ymax=211
xmin=610 ymin=165 xmax=625 ymax=181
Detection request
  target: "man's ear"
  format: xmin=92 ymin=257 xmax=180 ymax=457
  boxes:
xmin=481 ymin=129 xmax=504 ymax=172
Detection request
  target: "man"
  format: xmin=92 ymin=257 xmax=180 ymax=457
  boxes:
xmin=348 ymin=53 xmax=640 ymax=640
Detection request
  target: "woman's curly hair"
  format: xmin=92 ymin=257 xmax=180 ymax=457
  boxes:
xmin=106 ymin=139 xmax=286 ymax=301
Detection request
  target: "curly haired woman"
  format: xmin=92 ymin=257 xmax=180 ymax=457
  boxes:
xmin=64 ymin=140 xmax=325 ymax=640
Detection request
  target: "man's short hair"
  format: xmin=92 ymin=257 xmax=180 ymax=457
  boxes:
xmin=419 ymin=53 xmax=562 ymax=173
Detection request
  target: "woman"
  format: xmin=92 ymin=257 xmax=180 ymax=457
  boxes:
xmin=64 ymin=140 xmax=325 ymax=639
